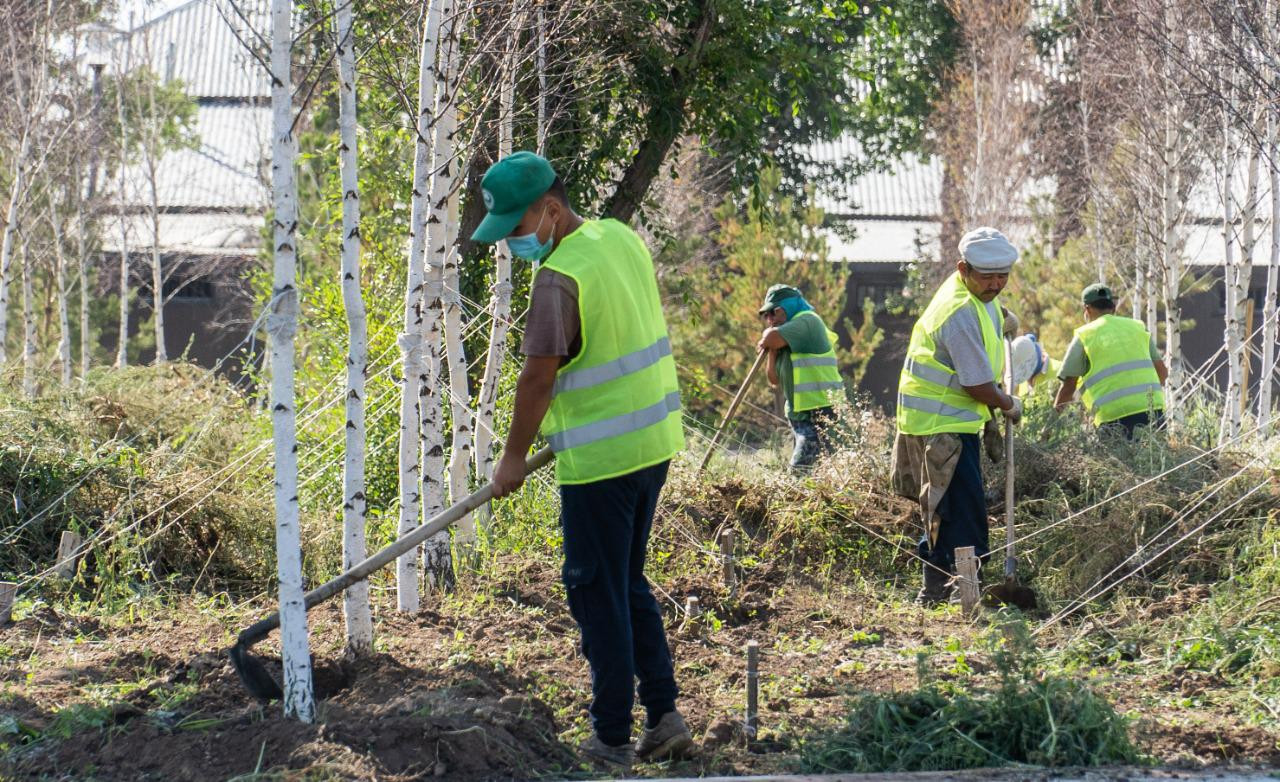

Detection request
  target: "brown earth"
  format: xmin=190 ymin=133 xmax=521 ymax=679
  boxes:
xmin=2 ymin=553 xmax=1277 ymax=781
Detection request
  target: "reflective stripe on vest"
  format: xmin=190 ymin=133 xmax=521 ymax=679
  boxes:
xmin=904 ymin=357 xmax=961 ymax=390
xmin=1075 ymin=314 xmax=1165 ymax=425
xmin=897 ymin=392 xmax=984 ymax=423
xmin=896 ymin=271 xmax=1004 ymax=436
xmin=539 ymin=220 xmax=685 ymax=484
xmin=553 ymin=336 xmax=672 ymax=396
xmin=547 ymin=391 xmax=681 ymax=452
xmin=789 ymin=311 xmax=844 ymax=413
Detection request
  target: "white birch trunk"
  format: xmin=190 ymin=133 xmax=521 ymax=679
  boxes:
xmin=420 ymin=0 xmax=455 ymax=589
xmin=1234 ymin=136 xmax=1261 ymax=425
xmin=0 ymin=134 xmax=30 ymax=367
xmin=1145 ymin=252 xmax=1158 ymax=336
xmin=268 ymin=0 xmax=314 ymax=722
xmin=1262 ymin=108 xmax=1280 ymax=434
xmin=335 ymin=0 xmax=372 ymax=651
xmin=414 ymin=0 xmax=450 ymax=588
xmin=1220 ymin=110 xmax=1243 ymax=442
xmin=536 ymin=6 xmax=547 ymax=154
xmin=146 ymin=74 xmax=166 ymax=363
xmin=474 ymin=15 xmax=517 ymax=491
xmin=1161 ymin=155 xmax=1184 ymax=415
xmin=432 ymin=0 xmax=474 ymax=547
xmin=20 ymin=236 xmax=35 ymax=397
xmin=75 ymin=161 xmax=90 ymax=378
xmin=397 ymin=0 xmax=444 ymax=611
xmin=420 ymin=266 xmax=450 ymax=589
xmin=50 ymin=204 xmax=71 ymax=385
xmin=1133 ymin=241 xmax=1144 ymax=321
xmin=114 ymin=37 xmax=131 ymax=370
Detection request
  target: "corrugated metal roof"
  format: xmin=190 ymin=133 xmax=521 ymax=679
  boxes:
xmin=118 ymin=0 xmax=268 ymax=99
xmin=102 ymin=0 xmax=270 ymax=258
xmin=100 ymin=212 xmax=262 ymax=255
xmin=107 ymin=104 xmax=269 ymax=210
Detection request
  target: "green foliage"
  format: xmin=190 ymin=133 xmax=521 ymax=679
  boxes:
xmin=0 ymin=364 xmax=272 ymax=595
xmin=802 ymin=620 xmax=1141 ymax=772
xmin=661 ymin=164 xmax=880 ymax=419
xmin=1005 ymin=223 xmax=1105 ymax=362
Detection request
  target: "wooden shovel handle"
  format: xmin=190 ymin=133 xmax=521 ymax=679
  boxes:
xmin=698 ymin=350 xmax=768 ymax=473
xmin=237 ymin=446 xmax=555 ymax=647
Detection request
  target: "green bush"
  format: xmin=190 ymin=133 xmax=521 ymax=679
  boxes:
xmin=802 ymin=621 xmax=1141 ymax=772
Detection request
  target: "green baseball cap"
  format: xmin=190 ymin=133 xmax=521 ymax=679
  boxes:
xmin=758 ymin=284 xmax=802 ymax=313
xmin=1081 ymin=282 xmax=1114 ymax=307
xmin=471 ymin=151 xmax=557 ymax=244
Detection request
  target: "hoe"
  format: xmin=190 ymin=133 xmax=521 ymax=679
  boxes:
xmin=230 ymin=447 xmax=554 ymax=700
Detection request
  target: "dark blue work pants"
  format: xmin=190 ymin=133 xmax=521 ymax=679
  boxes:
xmin=916 ymin=432 xmax=989 ymax=572
xmin=560 ymin=460 xmax=678 ymax=746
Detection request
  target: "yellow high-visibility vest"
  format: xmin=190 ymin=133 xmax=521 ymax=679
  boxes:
xmin=539 ymin=220 xmax=684 ymax=484
xmin=789 ymin=311 xmax=844 ymax=413
xmin=1075 ymin=315 xmax=1164 ymax=425
xmin=896 ymin=271 xmax=1005 ymax=435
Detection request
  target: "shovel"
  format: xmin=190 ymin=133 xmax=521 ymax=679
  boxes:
xmin=983 ymin=338 xmax=1039 ymax=612
xmin=697 ymin=350 xmax=767 ymax=473
xmin=230 ymin=446 xmax=555 ymax=701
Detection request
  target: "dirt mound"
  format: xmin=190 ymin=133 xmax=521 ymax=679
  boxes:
xmin=33 ymin=659 xmax=570 ymax=782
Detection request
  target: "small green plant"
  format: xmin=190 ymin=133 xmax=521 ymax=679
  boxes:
xmin=802 ymin=619 xmax=1141 ymax=772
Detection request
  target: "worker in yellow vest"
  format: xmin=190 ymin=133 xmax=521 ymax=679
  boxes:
xmin=1055 ymin=283 xmax=1167 ymax=439
xmin=756 ymin=284 xmax=845 ymax=471
xmin=891 ymin=227 xmax=1022 ymax=606
xmin=474 ymin=152 xmax=692 ymax=771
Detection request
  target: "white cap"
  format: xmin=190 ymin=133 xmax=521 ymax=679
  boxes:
xmin=959 ymin=227 xmax=1019 ymax=272
xmin=1010 ymin=334 xmax=1047 ymax=386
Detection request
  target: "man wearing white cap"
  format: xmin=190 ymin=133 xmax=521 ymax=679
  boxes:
xmin=892 ymin=227 xmax=1022 ymax=605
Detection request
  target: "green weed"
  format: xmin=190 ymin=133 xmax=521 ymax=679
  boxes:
xmin=803 ymin=620 xmax=1141 ymax=772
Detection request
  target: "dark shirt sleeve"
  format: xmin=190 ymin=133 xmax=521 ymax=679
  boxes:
xmin=520 ymin=270 xmax=582 ymax=362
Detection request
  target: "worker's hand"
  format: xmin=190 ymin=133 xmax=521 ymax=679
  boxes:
xmin=1001 ymin=308 xmax=1020 ymax=337
xmin=492 ymin=450 xmax=527 ymax=499
xmin=1001 ymin=395 xmax=1023 ymax=425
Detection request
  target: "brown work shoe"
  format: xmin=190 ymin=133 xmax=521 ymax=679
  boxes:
xmin=636 ymin=710 xmax=694 ymax=760
xmin=580 ymin=734 xmax=634 ymax=773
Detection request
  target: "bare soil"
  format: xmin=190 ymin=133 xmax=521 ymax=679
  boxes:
xmin=2 ymin=556 xmax=1277 ymax=780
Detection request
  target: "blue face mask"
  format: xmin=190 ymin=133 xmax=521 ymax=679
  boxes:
xmin=508 ymin=207 xmax=552 ymax=261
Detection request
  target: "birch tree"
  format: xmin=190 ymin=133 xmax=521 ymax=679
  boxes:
xmin=49 ymin=201 xmax=71 ymax=385
xmin=335 ymin=0 xmax=372 ymax=651
xmin=474 ymin=5 xmax=519 ymax=493
xmin=420 ymin=0 xmax=461 ymax=585
xmin=113 ymin=25 xmax=132 ymax=369
xmin=19 ymin=231 xmax=35 ymax=396
xmin=397 ymin=0 xmax=444 ymax=612
xmin=0 ymin=131 xmax=30 ymax=367
xmin=431 ymin=0 xmax=474 ymax=549
xmin=1261 ymin=106 xmax=1279 ymax=433
xmin=268 ymin=0 xmax=314 ymax=722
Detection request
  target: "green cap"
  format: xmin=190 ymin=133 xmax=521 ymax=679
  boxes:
xmin=471 ymin=151 xmax=557 ymax=244
xmin=1082 ymin=283 xmax=1114 ymax=307
xmin=759 ymin=284 xmax=802 ymax=313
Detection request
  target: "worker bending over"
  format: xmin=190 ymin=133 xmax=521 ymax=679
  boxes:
xmin=756 ymin=284 xmax=844 ymax=471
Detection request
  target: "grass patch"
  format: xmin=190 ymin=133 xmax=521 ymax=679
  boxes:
xmin=802 ymin=620 xmax=1142 ymax=772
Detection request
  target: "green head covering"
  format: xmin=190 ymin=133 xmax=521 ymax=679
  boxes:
xmin=1082 ymin=282 xmax=1115 ymax=307
xmin=471 ymin=151 xmax=557 ymax=244
xmin=758 ymin=284 xmax=802 ymax=314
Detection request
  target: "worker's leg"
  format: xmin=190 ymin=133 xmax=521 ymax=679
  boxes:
xmin=923 ymin=432 xmax=988 ymax=574
xmin=560 ymin=471 xmax=643 ymax=747
xmin=789 ymin=417 xmax=820 ymax=471
xmin=626 ymin=461 xmax=679 ymax=727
